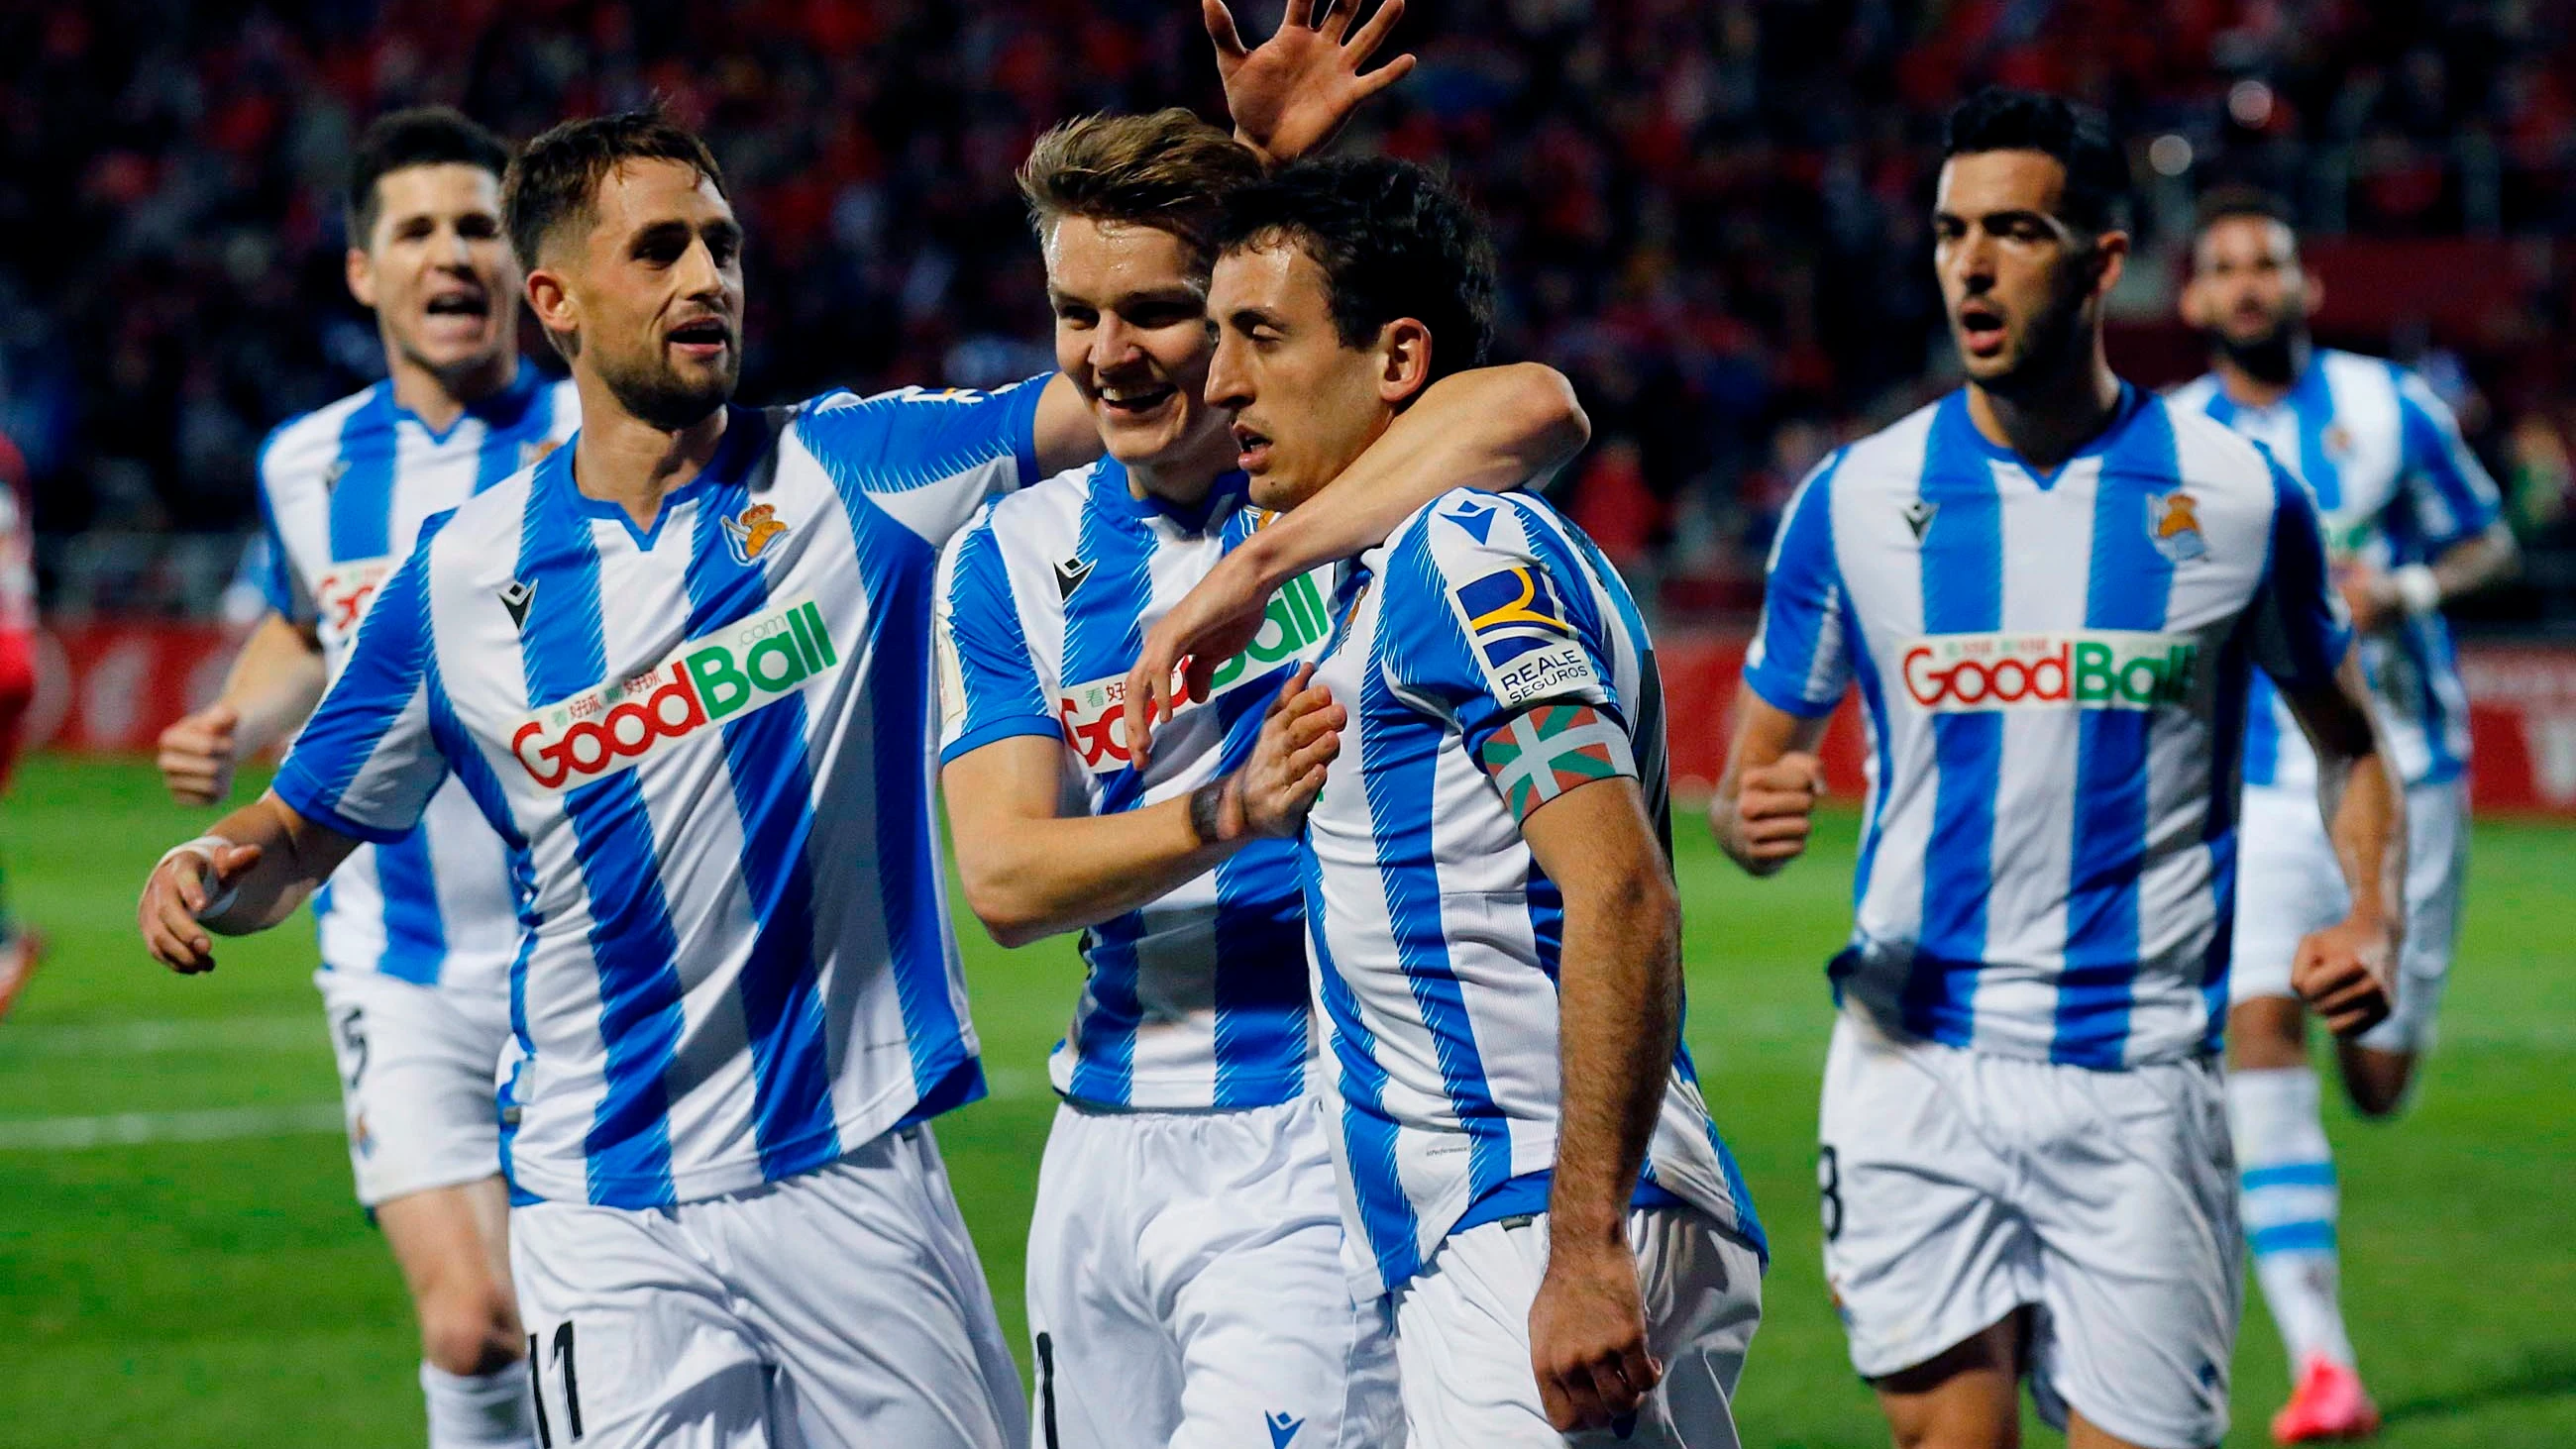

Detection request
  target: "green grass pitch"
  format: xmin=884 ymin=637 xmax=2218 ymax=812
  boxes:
xmin=0 ymin=754 xmax=2568 ymax=1447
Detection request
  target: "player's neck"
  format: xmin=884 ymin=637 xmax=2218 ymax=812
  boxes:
xmin=2211 ymin=333 xmax=2308 ymax=410
xmin=384 ymin=347 xmax=517 ymax=435
xmin=1967 ymin=344 xmax=2123 ymax=473
xmin=569 ymin=378 xmax=730 ymax=532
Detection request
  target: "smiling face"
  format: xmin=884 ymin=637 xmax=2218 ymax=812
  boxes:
xmin=526 ymin=157 xmax=743 ymax=430
xmin=2183 ymin=214 xmax=2311 ymax=355
xmin=1042 ymin=215 xmax=1234 ymax=476
xmin=347 ymin=163 xmax=518 ymax=382
xmin=1932 ymin=150 xmax=2122 ymax=397
xmin=1204 ymin=242 xmax=1406 ymax=511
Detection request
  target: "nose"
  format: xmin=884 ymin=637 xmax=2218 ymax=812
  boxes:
xmin=1204 ymin=330 xmax=1252 ymax=413
xmin=675 ymin=235 xmax=725 ymax=302
xmin=1089 ymin=314 xmax=1143 ymax=376
xmin=1951 ymin=231 xmax=1997 ymax=292
xmin=435 ymin=222 xmax=473 ymax=268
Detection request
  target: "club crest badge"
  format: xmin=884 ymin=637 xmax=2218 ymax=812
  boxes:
xmin=2149 ymin=490 xmax=2207 ymax=564
xmin=721 ymin=503 xmax=788 ymax=566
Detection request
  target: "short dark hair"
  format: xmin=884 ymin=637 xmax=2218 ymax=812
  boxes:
xmin=1215 ymin=156 xmax=1496 ymax=383
xmin=346 ymin=107 xmax=511 ymax=246
xmin=502 ymin=107 xmax=727 ymax=270
xmin=1942 ymin=86 xmax=2132 ymax=234
xmin=2193 ymin=182 xmax=2295 ymax=240
xmin=1018 ymin=109 xmax=1265 ymax=280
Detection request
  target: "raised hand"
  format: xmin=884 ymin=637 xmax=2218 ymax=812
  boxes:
xmin=158 ymin=701 xmax=243 ymax=806
xmin=2292 ymin=913 xmax=2399 ymax=1038
xmin=1207 ymin=0 xmax=1416 ymax=165
xmin=137 ymin=839 xmax=264 ymax=974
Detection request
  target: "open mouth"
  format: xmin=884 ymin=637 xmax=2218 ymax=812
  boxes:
xmin=1956 ymin=301 xmax=2006 ymax=357
xmin=667 ymin=317 xmax=730 ymax=358
xmin=1095 ymin=382 xmax=1178 ymax=417
xmin=423 ymin=291 xmax=490 ymax=320
xmin=1232 ymin=422 xmax=1273 ymax=472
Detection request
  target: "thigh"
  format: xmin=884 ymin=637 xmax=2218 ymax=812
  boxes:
xmin=1026 ymin=1108 xmax=1178 ymax=1449
xmin=1392 ymin=1220 xmax=1559 ymax=1449
xmin=1630 ymin=1210 xmax=1764 ymax=1449
xmin=1819 ymin=1015 xmax=2035 ymax=1381
xmin=2023 ymin=1059 xmax=2237 ymax=1449
xmin=2227 ymin=788 xmax=2348 ymax=1009
xmin=316 ymin=971 xmax=507 ymax=1208
xmin=734 ymin=1129 xmax=1026 ymax=1449
xmin=509 ymin=1200 xmax=774 ymax=1449
xmin=1162 ymin=1100 xmax=1399 ymax=1449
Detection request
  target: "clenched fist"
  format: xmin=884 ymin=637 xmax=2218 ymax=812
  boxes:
xmin=1713 ymin=751 xmax=1823 ymax=876
xmin=158 ymin=702 xmax=244 ymax=806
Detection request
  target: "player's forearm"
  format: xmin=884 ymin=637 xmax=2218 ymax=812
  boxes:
xmin=189 ymin=792 xmax=349 ymax=934
xmin=1547 ymin=868 xmax=1682 ymax=1248
xmin=2430 ymin=525 xmax=2519 ymax=600
xmin=952 ymin=791 xmax=1243 ymax=949
xmin=2300 ymin=656 xmax=2407 ymax=932
xmin=1232 ymin=363 xmax=1589 ymax=592
xmin=217 ymin=613 xmax=328 ymax=756
xmin=2316 ymin=747 xmax=2406 ymax=936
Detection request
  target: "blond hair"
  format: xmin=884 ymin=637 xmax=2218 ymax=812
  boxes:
xmin=1017 ymin=109 xmax=1265 ymax=277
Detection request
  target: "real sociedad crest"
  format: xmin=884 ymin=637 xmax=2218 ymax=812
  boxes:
xmin=2149 ymin=491 xmax=2207 ymax=564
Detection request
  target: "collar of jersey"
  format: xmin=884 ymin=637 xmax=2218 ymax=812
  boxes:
xmin=1093 ymin=456 xmax=1250 ymax=534
xmin=2207 ymin=350 xmax=2329 ymax=425
xmin=1951 ymin=378 xmax=2145 ymax=490
xmin=552 ymin=402 xmax=771 ymax=552
xmin=380 ymin=365 xmax=543 ymax=447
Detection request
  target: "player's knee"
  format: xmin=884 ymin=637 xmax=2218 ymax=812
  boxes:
xmin=417 ymin=1286 xmax=524 ymax=1377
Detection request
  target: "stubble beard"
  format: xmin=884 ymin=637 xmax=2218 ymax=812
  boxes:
xmin=597 ymin=342 xmax=736 ymax=432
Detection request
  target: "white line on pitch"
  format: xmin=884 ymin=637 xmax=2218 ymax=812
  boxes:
xmin=0 ymin=1102 xmax=345 ymax=1151
xmin=0 ymin=1016 xmax=321 ymax=1057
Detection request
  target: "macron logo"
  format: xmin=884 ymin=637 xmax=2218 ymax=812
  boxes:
xmin=1265 ymin=1411 xmax=1304 ymax=1448
xmin=1447 ymin=498 xmax=1497 ymax=544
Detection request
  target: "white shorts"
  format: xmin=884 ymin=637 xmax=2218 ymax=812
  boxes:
xmin=1818 ymin=1012 xmax=2239 ymax=1449
xmin=1024 ymin=1095 xmax=1398 ymax=1449
xmin=1392 ymin=1205 xmax=1763 ymax=1449
xmin=510 ymin=1125 xmax=1025 ymax=1449
xmin=315 ymin=968 xmax=509 ymax=1208
xmin=2229 ymin=779 xmax=2469 ymax=1052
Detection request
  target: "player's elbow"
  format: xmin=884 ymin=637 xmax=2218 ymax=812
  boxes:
xmin=1503 ymin=363 xmax=1592 ymax=469
xmin=957 ymin=872 xmax=1048 ymax=950
xmin=1593 ymin=860 xmax=1682 ymax=956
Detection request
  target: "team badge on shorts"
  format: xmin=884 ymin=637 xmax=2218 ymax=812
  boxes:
xmin=2149 ymin=490 xmax=2207 ymax=564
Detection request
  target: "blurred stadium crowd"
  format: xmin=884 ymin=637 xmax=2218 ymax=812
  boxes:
xmin=8 ymin=0 xmax=2576 ymax=619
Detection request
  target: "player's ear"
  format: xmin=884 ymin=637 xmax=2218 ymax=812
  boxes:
xmin=524 ymin=265 xmax=577 ymax=345
xmin=345 ymin=248 xmax=376 ymax=311
xmin=2090 ymin=230 xmax=2129 ymax=299
xmin=2302 ymin=268 xmax=2325 ymax=321
xmin=1376 ymin=317 xmax=1434 ymax=405
xmin=2177 ymin=269 xmax=2207 ymax=330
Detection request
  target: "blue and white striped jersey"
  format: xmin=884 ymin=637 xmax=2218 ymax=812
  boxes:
xmin=1746 ymin=386 xmax=2351 ymax=1068
xmin=258 ymin=370 xmax=579 ymax=996
xmin=934 ymin=461 xmax=1323 ymax=1111
xmin=1306 ymin=487 xmax=1764 ymax=1297
xmin=2169 ymin=351 xmax=2501 ymax=789
xmin=272 ymin=379 xmax=1047 ymax=1207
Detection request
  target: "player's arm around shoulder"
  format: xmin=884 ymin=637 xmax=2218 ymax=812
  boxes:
xmin=1124 ymin=362 xmax=1589 ymax=752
